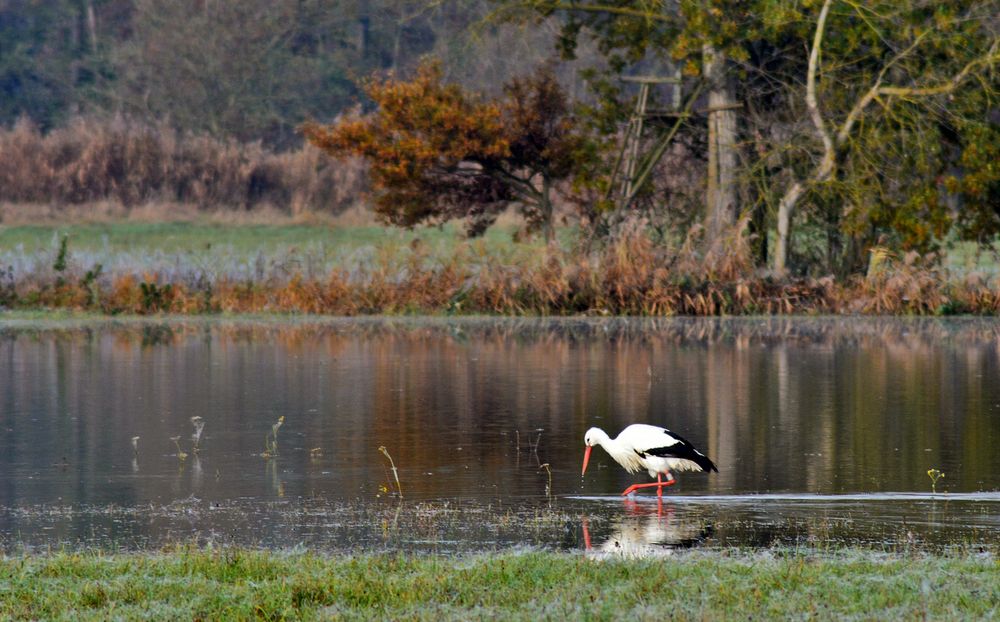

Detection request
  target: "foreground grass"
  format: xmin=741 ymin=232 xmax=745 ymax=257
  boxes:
xmin=0 ymin=549 xmax=996 ymax=620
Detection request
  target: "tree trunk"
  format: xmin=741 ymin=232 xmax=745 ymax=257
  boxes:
xmin=85 ymin=1 xmax=98 ymax=54
xmin=540 ymin=176 xmax=554 ymax=243
xmin=703 ymin=44 xmax=739 ymax=243
xmin=774 ymin=181 xmax=803 ymax=274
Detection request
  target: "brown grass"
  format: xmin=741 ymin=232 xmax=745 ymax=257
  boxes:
xmin=0 ymin=116 xmax=365 ymax=217
xmin=4 ymin=222 xmax=996 ymax=316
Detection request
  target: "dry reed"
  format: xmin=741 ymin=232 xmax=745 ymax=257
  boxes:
xmin=0 ymin=116 xmax=364 ymax=215
xmin=0 ymin=220 xmax=996 ymax=316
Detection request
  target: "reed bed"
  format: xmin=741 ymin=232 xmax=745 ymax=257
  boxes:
xmin=0 ymin=116 xmax=364 ymax=215
xmin=2 ymin=225 xmax=998 ymax=316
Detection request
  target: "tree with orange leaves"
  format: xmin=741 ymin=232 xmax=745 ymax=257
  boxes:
xmin=302 ymin=61 xmax=592 ymax=241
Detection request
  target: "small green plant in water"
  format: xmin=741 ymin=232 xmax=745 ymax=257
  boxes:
xmin=927 ymin=468 xmax=945 ymax=493
xmin=379 ymin=446 xmax=403 ymax=498
xmin=170 ymin=436 xmax=188 ymax=461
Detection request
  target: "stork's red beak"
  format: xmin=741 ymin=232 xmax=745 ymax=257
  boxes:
xmin=581 ymin=445 xmax=592 ymax=476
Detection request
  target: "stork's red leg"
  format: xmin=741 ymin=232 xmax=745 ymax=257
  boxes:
xmin=620 ymin=476 xmax=677 ymax=496
xmin=656 ymin=472 xmax=678 ymax=497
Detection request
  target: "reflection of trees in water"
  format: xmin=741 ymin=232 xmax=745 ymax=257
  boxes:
xmin=0 ymin=318 xmax=998 ymax=506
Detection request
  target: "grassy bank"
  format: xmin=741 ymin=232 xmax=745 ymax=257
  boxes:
xmin=1 ymin=549 xmax=996 ymax=620
xmin=1 ymin=221 xmax=999 ymax=316
xmin=0 ymin=221 xmax=538 ymax=256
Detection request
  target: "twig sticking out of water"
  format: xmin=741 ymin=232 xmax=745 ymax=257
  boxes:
xmin=530 ymin=430 xmax=543 ymax=466
xmin=530 ymin=431 xmax=543 ymax=454
xmin=379 ymin=446 xmax=403 ymax=499
xmin=191 ymin=417 xmax=205 ymax=453
xmin=539 ymin=463 xmax=552 ymax=500
xmin=262 ymin=416 xmax=285 ymax=459
xmin=170 ymin=436 xmax=188 ymax=461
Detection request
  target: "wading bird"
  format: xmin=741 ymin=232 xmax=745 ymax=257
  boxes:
xmin=582 ymin=424 xmax=718 ymax=497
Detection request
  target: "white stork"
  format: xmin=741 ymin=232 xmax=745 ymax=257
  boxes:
xmin=581 ymin=424 xmax=718 ymax=497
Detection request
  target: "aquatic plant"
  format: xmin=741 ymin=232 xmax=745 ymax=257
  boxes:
xmin=927 ymin=468 xmax=945 ymax=493
xmin=378 ymin=446 xmax=403 ymax=498
xmin=170 ymin=436 xmax=188 ymax=461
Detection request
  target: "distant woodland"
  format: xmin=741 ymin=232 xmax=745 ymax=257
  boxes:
xmin=2 ymin=1 xmax=1000 ymax=278
xmin=0 ymin=1 xmax=581 ymax=145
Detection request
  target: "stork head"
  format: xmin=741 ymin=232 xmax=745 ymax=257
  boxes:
xmin=581 ymin=427 xmax=602 ymax=476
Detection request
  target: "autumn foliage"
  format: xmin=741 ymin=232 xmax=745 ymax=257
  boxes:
xmin=303 ymin=62 xmax=592 ymax=240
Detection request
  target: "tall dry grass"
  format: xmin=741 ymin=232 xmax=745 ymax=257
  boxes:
xmin=5 ymin=220 xmax=995 ymax=316
xmin=0 ymin=116 xmax=365 ymax=215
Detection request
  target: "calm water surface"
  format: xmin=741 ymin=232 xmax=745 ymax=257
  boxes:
xmin=1 ymin=316 xmax=998 ymax=553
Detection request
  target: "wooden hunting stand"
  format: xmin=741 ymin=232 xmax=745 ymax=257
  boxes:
xmin=608 ymin=71 xmax=741 ymax=212
xmin=609 ymin=72 xmax=685 ymax=207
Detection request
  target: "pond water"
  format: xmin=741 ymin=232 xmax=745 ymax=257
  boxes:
xmin=1 ymin=316 xmax=999 ymax=554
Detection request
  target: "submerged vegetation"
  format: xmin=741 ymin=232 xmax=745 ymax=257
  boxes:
xmin=0 ymin=548 xmax=996 ymax=619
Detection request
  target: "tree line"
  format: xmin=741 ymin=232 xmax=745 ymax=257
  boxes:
xmin=0 ymin=0 xmax=577 ymax=147
xmin=306 ymin=0 xmax=1000 ymax=276
xmin=4 ymin=1 xmax=1000 ymax=277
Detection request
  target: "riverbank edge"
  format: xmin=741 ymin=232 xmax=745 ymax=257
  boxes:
xmin=2 ymin=309 xmax=1000 ymax=328
xmin=1 ymin=548 xmax=996 ymax=619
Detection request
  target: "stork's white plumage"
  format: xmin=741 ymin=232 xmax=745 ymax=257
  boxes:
xmin=582 ymin=424 xmax=718 ymax=496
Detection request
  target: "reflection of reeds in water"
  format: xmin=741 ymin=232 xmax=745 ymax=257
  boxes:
xmin=131 ymin=435 xmax=141 ymax=473
xmin=5 ymin=316 xmax=999 ymax=501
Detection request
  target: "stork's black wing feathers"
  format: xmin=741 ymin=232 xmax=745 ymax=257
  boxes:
xmin=642 ymin=429 xmax=718 ymax=473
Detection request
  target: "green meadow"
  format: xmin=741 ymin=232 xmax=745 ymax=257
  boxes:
xmin=1 ymin=549 xmax=996 ymax=620
xmin=0 ymin=221 xmax=540 ymax=258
